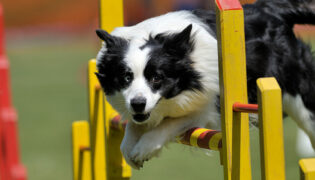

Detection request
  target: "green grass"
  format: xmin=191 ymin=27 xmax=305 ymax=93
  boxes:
xmin=6 ymin=35 xmax=314 ymax=180
xmin=8 ymin=36 xmax=95 ymax=180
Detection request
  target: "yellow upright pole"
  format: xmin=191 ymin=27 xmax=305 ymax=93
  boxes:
xmin=300 ymin=158 xmax=315 ymax=180
xmin=98 ymin=0 xmax=131 ymax=179
xmin=215 ymin=0 xmax=252 ymax=180
xmin=72 ymin=121 xmax=92 ymax=180
xmin=88 ymin=60 xmax=107 ymax=180
xmin=257 ymin=78 xmax=285 ymax=180
xmin=99 ymin=0 xmax=124 ymax=33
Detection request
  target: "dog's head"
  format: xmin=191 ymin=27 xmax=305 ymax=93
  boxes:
xmin=95 ymin=24 xmax=202 ymax=125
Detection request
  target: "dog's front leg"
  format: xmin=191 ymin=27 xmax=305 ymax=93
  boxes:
xmin=120 ymin=122 xmax=146 ymax=169
xmin=130 ymin=116 xmax=196 ymax=168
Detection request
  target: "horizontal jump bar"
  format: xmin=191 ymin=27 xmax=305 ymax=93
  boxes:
xmin=233 ymin=102 xmax=258 ymax=113
xmin=110 ymin=115 xmax=222 ymax=151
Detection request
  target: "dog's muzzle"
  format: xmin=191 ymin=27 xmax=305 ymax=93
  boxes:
xmin=133 ymin=113 xmax=150 ymax=123
xmin=131 ymin=97 xmax=146 ymax=113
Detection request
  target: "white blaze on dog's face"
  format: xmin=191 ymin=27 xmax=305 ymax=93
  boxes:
xmin=121 ymin=43 xmax=162 ymax=123
xmin=95 ymin=25 xmax=203 ymax=125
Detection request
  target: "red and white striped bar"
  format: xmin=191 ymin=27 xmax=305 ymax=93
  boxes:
xmin=233 ymin=102 xmax=258 ymax=114
xmin=180 ymin=127 xmax=222 ymax=151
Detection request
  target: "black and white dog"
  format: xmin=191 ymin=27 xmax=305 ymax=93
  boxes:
xmin=95 ymin=0 xmax=315 ymax=169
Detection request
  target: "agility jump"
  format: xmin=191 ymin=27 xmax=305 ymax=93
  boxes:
xmin=71 ymin=0 xmax=315 ymax=180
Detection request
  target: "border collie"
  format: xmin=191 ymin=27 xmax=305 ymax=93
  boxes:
xmin=95 ymin=0 xmax=315 ymax=169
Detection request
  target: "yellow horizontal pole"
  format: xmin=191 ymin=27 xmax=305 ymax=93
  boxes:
xmin=257 ymin=78 xmax=285 ymax=180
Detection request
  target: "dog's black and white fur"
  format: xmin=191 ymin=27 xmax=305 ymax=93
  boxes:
xmin=95 ymin=0 xmax=315 ymax=169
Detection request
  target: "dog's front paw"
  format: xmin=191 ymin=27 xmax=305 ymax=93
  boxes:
xmin=120 ymin=141 xmax=141 ymax=170
xmin=129 ymin=132 xmax=165 ymax=168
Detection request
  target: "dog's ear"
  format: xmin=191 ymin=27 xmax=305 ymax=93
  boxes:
xmin=95 ymin=72 xmax=105 ymax=80
xmin=162 ymin=24 xmax=193 ymax=56
xmin=95 ymin=72 xmax=111 ymax=94
xmin=96 ymin=29 xmax=125 ymax=48
xmin=96 ymin=29 xmax=111 ymax=42
xmin=95 ymin=72 xmax=105 ymax=87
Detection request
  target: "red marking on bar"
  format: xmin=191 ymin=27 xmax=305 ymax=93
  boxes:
xmin=112 ymin=115 xmax=121 ymax=122
xmin=216 ymin=0 xmax=242 ymax=10
xmin=110 ymin=115 xmax=121 ymax=129
xmin=79 ymin=146 xmax=91 ymax=151
xmin=110 ymin=115 xmax=128 ymax=130
xmin=233 ymin=102 xmax=258 ymax=113
xmin=197 ymin=130 xmax=218 ymax=149
xmin=95 ymin=84 xmax=101 ymax=91
xmin=181 ymin=127 xmax=199 ymax=145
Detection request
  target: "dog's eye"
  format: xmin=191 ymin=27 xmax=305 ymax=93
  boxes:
xmin=151 ymin=75 xmax=162 ymax=84
xmin=124 ymin=73 xmax=132 ymax=83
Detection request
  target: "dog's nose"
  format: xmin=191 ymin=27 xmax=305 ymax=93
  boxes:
xmin=130 ymin=97 xmax=146 ymax=113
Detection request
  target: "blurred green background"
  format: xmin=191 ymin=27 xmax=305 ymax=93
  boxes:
xmin=2 ymin=0 xmax=315 ymax=179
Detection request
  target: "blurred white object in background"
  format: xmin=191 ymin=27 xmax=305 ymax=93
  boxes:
xmin=296 ymin=127 xmax=315 ymax=157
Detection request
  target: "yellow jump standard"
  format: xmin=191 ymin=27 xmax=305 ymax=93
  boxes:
xmin=215 ymin=0 xmax=251 ymax=179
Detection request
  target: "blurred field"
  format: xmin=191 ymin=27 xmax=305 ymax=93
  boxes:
xmin=6 ymin=34 xmax=314 ymax=180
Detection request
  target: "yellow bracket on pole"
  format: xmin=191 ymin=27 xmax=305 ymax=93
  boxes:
xmin=300 ymin=158 xmax=315 ymax=180
xmin=72 ymin=121 xmax=92 ymax=180
xmin=215 ymin=0 xmax=251 ymax=180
